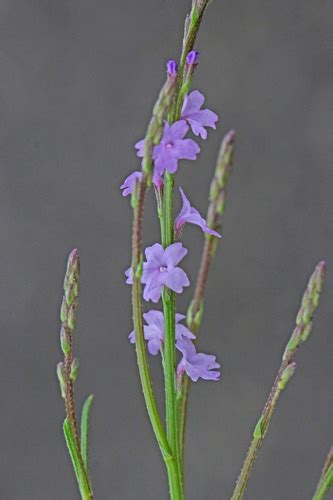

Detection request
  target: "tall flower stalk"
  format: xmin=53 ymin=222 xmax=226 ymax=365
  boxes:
xmin=56 ymin=2 xmax=330 ymax=499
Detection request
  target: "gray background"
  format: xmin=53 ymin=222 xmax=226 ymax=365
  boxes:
xmin=0 ymin=0 xmax=332 ymax=498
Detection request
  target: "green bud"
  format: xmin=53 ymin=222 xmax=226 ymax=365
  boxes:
xmin=253 ymin=415 xmax=265 ymax=439
xmin=70 ymin=358 xmax=79 ymax=382
xmin=300 ymin=321 xmax=312 ymax=343
xmin=60 ymin=326 xmax=70 ymax=355
xmin=60 ymin=296 xmax=68 ymax=323
xmin=56 ymin=362 xmax=66 ymax=399
xmin=278 ymin=362 xmax=296 ymax=390
xmin=67 ymin=304 xmax=76 ymax=331
xmin=65 ymin=283 xmax=79 ymax=306
xmin=135 ymin=260 xmax=143 ymax=280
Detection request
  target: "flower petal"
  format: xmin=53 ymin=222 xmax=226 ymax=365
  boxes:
xmin=164 ymin=267 xmax=190 ymax=293
xmin=164 ymin=242 xmax=188 ymax=266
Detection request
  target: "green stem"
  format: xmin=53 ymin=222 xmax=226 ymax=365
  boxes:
xmin=161 ymin=172 xmax=183 ymax=498
xmin=313 ymin=447 xmax=333 ymax=500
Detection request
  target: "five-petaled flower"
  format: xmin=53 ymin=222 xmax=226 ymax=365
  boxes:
xmin=125 ymin=242 xmax=190 ymax=303
xmin=175 ymin=187 xmax=221 ymax=238
xmin=135 ymin=120 xmax=200 ymax=177
xmin=176 ymin=338 xmax=221 ymax=382
xmin=181 ymin=90 xmax=218 ymax=140
xmin=129 ymin=310 xmax=195 ymax=355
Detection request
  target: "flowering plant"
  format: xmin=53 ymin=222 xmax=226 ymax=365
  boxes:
xmin=55 ymin=1 xmax=332 ymax=499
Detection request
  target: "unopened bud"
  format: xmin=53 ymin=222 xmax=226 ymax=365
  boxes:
xmin=56 ymin=362 xmax=66 ymax=399
xmin=167 ymin=60 xmax=177 ymax=77
xmin=186 ymin=50 xmax=199 ymax=68
xmin=60 ymin=325 xmax=70 ymax=355
xmin=67 ymin=304 xmax=76 ymax=331
xmin=60 ymin=296 xmax=68 ymax=323
xmin=70 ymin=358 xmax=79 ymax=382
xmin=278 ymin=362 xmax=296 ymax=390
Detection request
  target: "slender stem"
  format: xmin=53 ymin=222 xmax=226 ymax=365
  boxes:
xmin=161 ymin=172 xmax=183 ymax=498
xmin=231 ymin=261 xmax=326 ymax=500
xmin=178 ymin=131 xmax=236 ymax=468
xmin=313 ymin=447 xmax=333 ymax=500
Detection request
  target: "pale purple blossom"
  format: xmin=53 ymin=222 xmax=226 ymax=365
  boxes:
xmin=181 ymin=90 xmax=218 ymax=140
xmin=129 ymin=310 xmax=195 ymax=355
xmin=176 ymin=338 xmax=221 ymax=382
xmin=120 ymin=170 xmax=163 ymax=197
xmin=125 ymin=242 xmax=190 ymax=302
xmin=175 ymin=187 xmax=221 ymax=237
xmin=135 ymin=121 xmax=200 ymax=177
xmin=120 ymin=171 xmax=142 ymax=197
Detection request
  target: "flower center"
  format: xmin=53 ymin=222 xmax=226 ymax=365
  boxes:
xmin=159 ymin=266 xmax=167 ymax=273
xmin=165 ymin=142 xmax=173 ymax=149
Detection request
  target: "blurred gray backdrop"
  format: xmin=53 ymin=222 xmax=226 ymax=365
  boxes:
xmin=0 ymin=0 xmax=332 ymax=498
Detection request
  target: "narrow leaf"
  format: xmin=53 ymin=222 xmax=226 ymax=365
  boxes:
xmin=80 ymin=394 xmax=94 ymax=471
xmin=63 ymin=418 xmax=92 ymax=499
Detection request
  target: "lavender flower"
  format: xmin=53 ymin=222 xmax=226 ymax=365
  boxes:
xmin=120 ymin=170 xmax=163 ymax=197
xmin=181 ymin=90 xmax=218 ymax=140
xmin=135 ymin=120 xmax=200 ymax=177
xmin=129 ymin=310 xmax=195 ymax=355
xmin=176 ymin=338 xmax=221 ymax=382
xmin=175 ymin=187 xmax=221 ymax=237
xmin=125 ymin=242 xmax=190 ymax=302
xmin=120 ymin=171 xmax=142 ymax=197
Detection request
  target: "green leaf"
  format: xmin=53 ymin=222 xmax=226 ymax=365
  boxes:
xmin=80 ymin=395 xmax=94 ymax=471
xmin=63 ymin=418 xmax=92 ymax=500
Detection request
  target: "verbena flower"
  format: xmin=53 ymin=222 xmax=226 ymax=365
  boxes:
xmin=186 ymin=50 xmax=199 ymax=68
xmin=135 ymin=120 xmax=200 ymax=177
xmin=125 ymin=242 xmax=190 ymax=302
xmin=120 ymin=171 xmax=142 ymax=197
xmin=120 ymin=170 xmax=163 ymax=197
xmin=129 ymin=310 xmax=195 ymax=355
xmin=175 ymin=187 xmax=221 ymax=237
xmin=176 ymin=338 xmax=221 ymax=382
xmin=181 ymin=90 xmax=218 ymax=140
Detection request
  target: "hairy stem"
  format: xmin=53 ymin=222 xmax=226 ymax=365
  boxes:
xmin=231 ymin=261 xmax=326 ymax=500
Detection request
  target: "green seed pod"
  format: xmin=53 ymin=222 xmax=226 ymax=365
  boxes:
xmin=60 ymin=296 xmax=68 ymax=323
xmin=278 ymin=362 xmax=296 ymax=390
xmin=67 ymin=304 xmax=76 ymax=331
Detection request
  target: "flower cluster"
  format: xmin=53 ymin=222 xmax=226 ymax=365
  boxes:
xmin=129 ymin=310 xmax=220 ymax=382
xmin=122 ymin=51 xmax=221 ymax=383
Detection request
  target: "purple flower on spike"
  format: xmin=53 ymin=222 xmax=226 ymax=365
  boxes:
xmin=136 ymin=121 xmax=200 ymax=177
xmin=125 ymin=242 xmax=190 ymax=302
xmin=120 ymin=170 xmax=163 ymax=197
xmin=175 ymin=187 xmax=221 ymax=237
xmin=181 ymin=90 xmax=218 ymax=140
xmin=120 ymin=171 xmax=142 ymax=197
xmin=129 ymin=310 xmax=195 ymax=355
xmin=176 ymin=338 xmax=221 ymax=382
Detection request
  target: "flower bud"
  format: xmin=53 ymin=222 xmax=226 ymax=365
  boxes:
xmin=56 ymin=362 xmax=67 ymax=399
xmin=67 ymin=304 xmax=76 ymax=331
xmin=70 ymin=357 xmax=79 ymax=382
xmin=186 ymin=50 xmax=199 ymax=68
xmin=60 ymin=325 xmax=70 ymax=355
xmin=167 ymin=60 xmax=177 ymax=77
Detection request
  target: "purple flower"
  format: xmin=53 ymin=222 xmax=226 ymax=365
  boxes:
xmin=181 ymin=90 xmax=218 ymax=140
xmin=120 ymin=171 xmax=142 ymax=197
xmin=129 ymin=310 xmax=195 ymax=355
xmin=135 ymin=121 xmax=200 ymax=177
xmin=175 ymin=187 xmax=221 ymax=237
xmin=120 ymin=170 xmax=163 ymax=197
xmin=176 ymin=338 xmax=221 ymax=382
xmin=125 ymin=242 xmax=190 ymax=302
